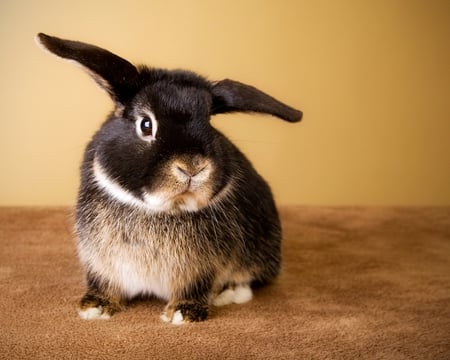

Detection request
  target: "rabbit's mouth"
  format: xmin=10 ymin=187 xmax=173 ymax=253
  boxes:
xmin=141 ymin=180 xmax=233 ymax=214
xmin=165 ymin=191 xmax=211 ymax=213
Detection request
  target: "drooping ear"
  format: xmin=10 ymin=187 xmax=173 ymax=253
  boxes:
xmin=36 ymin=33 xmax=140 ymax=104
xmin=211 ymin=79 xmax=302 ymax=122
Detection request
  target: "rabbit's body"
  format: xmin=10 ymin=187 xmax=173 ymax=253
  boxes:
xmin=37 ymin=33 xmax=301 ymax=323
xmin=76 ymin=127 xmax=281 ymax=320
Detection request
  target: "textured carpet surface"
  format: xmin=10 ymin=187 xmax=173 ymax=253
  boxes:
xmin=0 ymin=207 xmax=449 ymax=359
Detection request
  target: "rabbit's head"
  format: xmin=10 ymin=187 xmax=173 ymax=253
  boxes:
xmin=37 ymin=33 xmax=302 ymax=214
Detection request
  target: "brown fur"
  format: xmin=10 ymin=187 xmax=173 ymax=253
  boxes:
xmin=76 ymin=173 xmax=254 ymax=319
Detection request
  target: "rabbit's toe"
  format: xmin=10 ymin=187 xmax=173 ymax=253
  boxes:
xmin=78 ymin=306 xmax=111 ymax=320
xmin=78 ymin=292 xmax=122 ymax=320
xmin=160 ymin=310 xmax=184 ymax=324
xmin=213 ymin=284 xmax=253 ymax=307
xmin=161 ymin=302 xmax=208 ymax=324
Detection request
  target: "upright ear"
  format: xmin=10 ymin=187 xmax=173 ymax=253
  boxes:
xmin=36 ymin=33 xmax=140 ymax=104
xmin=211 ymin=79 xmax=302 ymax=122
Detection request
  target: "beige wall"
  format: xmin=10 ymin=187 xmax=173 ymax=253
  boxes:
xmin=1 ymin=0 xmax=449 ymax=206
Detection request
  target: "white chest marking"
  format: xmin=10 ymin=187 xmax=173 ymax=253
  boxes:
xmin=110 ymin=253 xmax=171 ymax=300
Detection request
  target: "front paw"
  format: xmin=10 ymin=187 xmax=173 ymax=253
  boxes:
xmin=78 ymin=306 xmax=112 ymax=320
xmin=78 ymin=293 xmax=121 ymax=320
xmin=161 ymin=302 xmax=208 ymax=325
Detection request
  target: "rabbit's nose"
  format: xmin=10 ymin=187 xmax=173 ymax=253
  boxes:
xmin=172 ymin=157 xmax=212 ymax=182
xmin=176 ymin=165 xmax=196 ymax=178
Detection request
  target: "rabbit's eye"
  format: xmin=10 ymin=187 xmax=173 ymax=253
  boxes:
xmin=140 ymin=117 xmax=153 ymax=137
xmin=135 ymin=111 xmax=157 ymax=142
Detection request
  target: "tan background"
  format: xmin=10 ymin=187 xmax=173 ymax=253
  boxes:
xmin=1 ymin=0 xmax=449 ymax=206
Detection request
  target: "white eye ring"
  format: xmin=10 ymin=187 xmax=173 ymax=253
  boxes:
xmin=136 ymin=111 xmax=158 ymax=142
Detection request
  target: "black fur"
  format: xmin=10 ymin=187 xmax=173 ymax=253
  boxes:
xmin=37 ymin=33 xmax=302 ymax=322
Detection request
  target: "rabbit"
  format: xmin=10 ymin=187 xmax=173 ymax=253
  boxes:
xmin=36 ymin=33 xmax=302 ymax=324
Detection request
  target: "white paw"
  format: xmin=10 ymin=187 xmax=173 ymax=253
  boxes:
xmin=233 ymin=285 xmax=253 ymax=304
xmin=213 ymin=285 xmax=253 ymax=307
xmin=212 ymin=288 xmax=236 ymax=306
xmin=160 ymin=310 xmax=185 ymax=325
xmin=78 ymin=306 xmax=111 ymax=320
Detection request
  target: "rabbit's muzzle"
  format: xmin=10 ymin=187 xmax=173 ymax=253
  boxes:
xmin=142 ymin=155 xmax=216 ymax=213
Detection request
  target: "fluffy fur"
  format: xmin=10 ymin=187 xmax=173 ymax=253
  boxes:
xmin=37 ymin=33 xmax=302 ymax=323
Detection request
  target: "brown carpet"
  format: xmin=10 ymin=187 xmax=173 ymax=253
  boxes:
xmin=1 ymin=207 xmax=449 ymax=359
